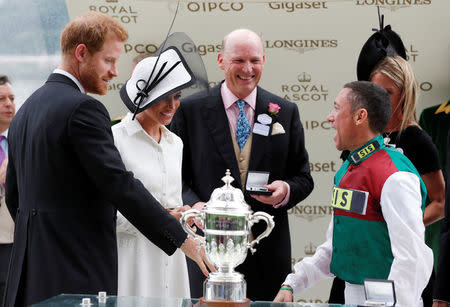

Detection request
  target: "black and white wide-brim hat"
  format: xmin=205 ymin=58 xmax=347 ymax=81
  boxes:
xmin=120 ymin=47 xmax=194 ymax=113
xmin=120 ymin=32 xmax=209 ymax=115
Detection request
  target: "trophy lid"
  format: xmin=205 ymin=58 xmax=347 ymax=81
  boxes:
xmin=205 ymin=170 xmax=252 ymax=213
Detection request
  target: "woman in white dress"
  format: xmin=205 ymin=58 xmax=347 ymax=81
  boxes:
xmin=112 ymin=42 xmax=208 ymax=298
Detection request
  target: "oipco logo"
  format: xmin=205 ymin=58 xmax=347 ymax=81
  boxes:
xmin=280 ymin=72 xmax=329 ymax=103
xmin=169 ymin=1 xmax=245 ymax=13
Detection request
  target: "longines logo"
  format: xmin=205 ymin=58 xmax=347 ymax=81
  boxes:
xmin=89 ymin=4 xmax=138 ymax=23
xmin=281 ymin=72 xmax=329 ymax=103
xmin=406 ymin=44 xmax=419 ymax=62
xmin=355 ymin=0 xmax=431 ymax=11
xmin=309 ymin=161 xmax=338 ymax=172
xmin=264 ymin=39 xmax=338 ymax=54
xmin=268 ymin=1 xmax=328 ymax=11
xmin=171 ymin=1 xmax=245 ymax=13
xmin=288 ymin=204 xmax=333 ymax=222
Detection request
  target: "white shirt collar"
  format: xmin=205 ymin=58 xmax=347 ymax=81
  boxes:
xmin=53 ymin=68 xmax=85 ymax=93
xmin=121 ymin=113 xmax=173 ymax=144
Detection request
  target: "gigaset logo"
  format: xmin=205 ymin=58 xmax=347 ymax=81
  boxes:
xmin=268 ymin=1 xmax=328 ymax=12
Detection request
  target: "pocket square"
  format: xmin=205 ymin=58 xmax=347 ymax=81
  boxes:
xmin=271 ymin=122 xmax=285 ymax=135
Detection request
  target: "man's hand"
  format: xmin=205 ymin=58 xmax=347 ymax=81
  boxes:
xmin=180 ymin=236 xmax=216 ymax=276
xmin=250 ymin=180 xmax=288 ymax=206
xmin=433 ymin=301 xmax=450 ymax=307
xmin=167 ymin=205 xmax=191 ymax=221
xmin=273 ymin=288 xmax=293 ymax=302
xmin=0 ymin=156 xmax=8 ymax=185
xmin=189 ymin=202 xmax=205 ymax=230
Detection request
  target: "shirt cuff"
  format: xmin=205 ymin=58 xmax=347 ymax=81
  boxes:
xmin=273 ymin=181 xmax=290 ymax=208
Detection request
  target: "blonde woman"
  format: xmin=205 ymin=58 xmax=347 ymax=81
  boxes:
xmin=370 ymin=56 xmax=445 ymax=227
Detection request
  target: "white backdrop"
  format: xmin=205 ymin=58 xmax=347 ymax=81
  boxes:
xmin=65 ymin=0 xmax=450 ymax=303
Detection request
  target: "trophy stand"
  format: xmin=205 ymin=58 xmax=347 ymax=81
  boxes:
xmin=199 ymin=298 xmax=251 ymax=307
xmin=199 ymin=271 xmax=251 ymax=306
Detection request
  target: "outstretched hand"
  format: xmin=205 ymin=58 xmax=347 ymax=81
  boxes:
xmin=180 ymin=236 xmax=216 ymax=276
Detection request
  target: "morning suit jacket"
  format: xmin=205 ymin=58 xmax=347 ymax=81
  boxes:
xmin=171 ymin=82 xmax=314 ymax=301
xmin=434 ymin=130 xmax=450 ymax=302
xmin=3 ymin=73 xmax=187 ymax=307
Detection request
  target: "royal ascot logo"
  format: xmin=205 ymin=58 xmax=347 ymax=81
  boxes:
xmin=406 ymin=44 xmax=419 ymax=62
xmin=171 ymin=1 xmax=245 ymax=13
xmin=264 ymin=39 xmax=338 ymax=55
xmin=89 ymin=3 xmax=138 ymax=23
xmin=355 ymin=0 xmax=431 ymax=11
xmin=281 ymin=72 xmax=329 ymax=103
xmin=268 ymin=1 xmax=329 ymax=12
xmin=288 ymin=203 xmax=333 ymax=222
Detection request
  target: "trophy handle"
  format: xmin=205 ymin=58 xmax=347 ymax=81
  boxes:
xmin=247 ymin=212 xmax=275 ymax=254
xmin=180 ymin=209 xmax=204 ymax=243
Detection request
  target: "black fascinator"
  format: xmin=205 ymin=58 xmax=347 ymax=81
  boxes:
xmin=356 ymin=7 xmax=407 ymax=81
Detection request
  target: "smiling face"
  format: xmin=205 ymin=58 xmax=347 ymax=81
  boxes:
xmin=138 ymin=91 xmax=181 ymax=128
xmin=326 ymin=88 xmax=359 ymax=151
xmin=218 ymin=30 xmax=265 ymax=99
xmin=0 ymin=83 xmax=15 ymax=128
xmin=79 ymin=33 xmax=124 ymax=95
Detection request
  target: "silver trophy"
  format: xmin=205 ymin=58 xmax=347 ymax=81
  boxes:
xmin=180 ymin=170 xmax=275 ymax=304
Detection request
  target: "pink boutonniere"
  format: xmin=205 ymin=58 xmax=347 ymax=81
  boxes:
xmin=268 ymin=103 xmax=281 ymax=117
xmin=267 ymin=103 xmax=285 ymax=135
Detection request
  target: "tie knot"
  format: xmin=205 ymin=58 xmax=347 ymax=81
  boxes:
xmin=0 ymin=136 xmax=5 ymax=142
xmin=235 ymin=99 xmax=246 ymax=110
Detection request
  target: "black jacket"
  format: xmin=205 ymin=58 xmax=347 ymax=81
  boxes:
xmin=4 ymin=73 xmax=187 ymax=306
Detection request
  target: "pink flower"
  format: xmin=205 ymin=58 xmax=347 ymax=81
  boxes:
xmin=268 ymin=103 xmax=280 ymax=115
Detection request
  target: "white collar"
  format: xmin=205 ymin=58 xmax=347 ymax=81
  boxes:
xmin=53 ymin=68 xmax=85 ymax=93
xmin=122 ymin=113 xmax=173 ymax=144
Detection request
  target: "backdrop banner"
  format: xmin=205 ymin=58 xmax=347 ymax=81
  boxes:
xmin=65 ymin=0 xmax=450 ymax=303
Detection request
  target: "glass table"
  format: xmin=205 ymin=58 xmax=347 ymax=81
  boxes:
xmin=31 ymin=294 xmax=356 ymax=307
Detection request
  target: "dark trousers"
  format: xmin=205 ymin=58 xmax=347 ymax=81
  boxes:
xmin=0 ymin=243 xmax=13 ymax=304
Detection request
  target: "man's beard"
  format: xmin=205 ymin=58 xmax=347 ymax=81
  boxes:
xmin=79 ymin=65 xmax=108 ymax=95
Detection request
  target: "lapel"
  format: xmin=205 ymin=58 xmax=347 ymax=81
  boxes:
xmin=201 ymin=84 xmax=241 ymax=188
xmin=249 ymin=87 xmax=271 ymax=171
